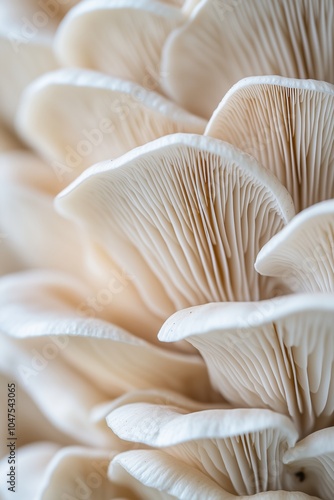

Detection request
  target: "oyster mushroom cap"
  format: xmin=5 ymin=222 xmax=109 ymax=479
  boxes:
xmin=16 ymin=68 xmax=206 ymax=183
xmin=110 ymin=450 xmax=225 ymax=500
xmin=56 ymin=133 xmax=294 ymax=319
xmin=159 ymin=293 xmax=334 ymax=437
xmin=255 ymin=200 xmax=334 ymax=293
xmin=55 ymin=0 xmax=184 ymax=92
xmin=205 ymin=76 xmax=334 ymax=212
xmin=107 ymin=402 xmax=298 ymax=495
xmin=110 ymin=449 xmax=319 ymax=499
xmin=161 ymin=0 xmax=334 ymax=118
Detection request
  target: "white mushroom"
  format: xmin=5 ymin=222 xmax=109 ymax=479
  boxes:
xmin=161 ymin=0 xmax=334 ymax=117
xmin=56 ymin=134 xmax=294 ymax=320
xmin=55 ymin=0 xmax=184 ymax=92
xmin=255 ymin=200 xmax=334 ymax=293
xmin=17 ymin=69 xmax=206 ymax=183
xmin=107 ymin=402 xmax=298 ymax=495
xmin=205 ymin=76 xmax=334 ymax=212
xmin=110 ymin=449 xmax=317 ymax=499
xmin=111 ymin=449 xmax=225 ymax=499
xmin=159 ymin=294 xmax=334 ymax=437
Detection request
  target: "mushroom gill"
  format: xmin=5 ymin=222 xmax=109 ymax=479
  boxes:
xmin=159 ymin=294 xmax=334 ymax=437
xmin=255 ymin=200 xmax=334 ymax=293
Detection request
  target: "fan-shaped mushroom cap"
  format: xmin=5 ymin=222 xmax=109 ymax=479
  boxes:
xmin=161 ymin=0 xmax=334 ymax=118
xmin=111 ymin=450 xmax=225 ymax=500
xmin=110 ymin=449 xmax=319 ymax=499
xmin=17 ymin=69 xmax=206 ymax=183
xmin=255 ymin=200 xmax=334 ymax=293
xmin=55 ymin=0 xmax=183 ymax=92
xmin=0 ymin=32 xmax=58 ymax=130
xmin=56 ymin=134 xmax=294 ymax=319
xmin=283 ymin=427 xmax=334 ymax=500
xmin=107 ymin=403 xmax=297 ymax=495
xmin=205 ymin=76 xmax=334 ymax=212
xmin=159 ymin=294 xmax=334 ymax=437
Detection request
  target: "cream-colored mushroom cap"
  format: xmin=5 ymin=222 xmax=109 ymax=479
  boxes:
xmin=206 ymin=76 xmax=334 ymax=212
xmin=159 ymin=294 xmax=334 ymax=437
xmin=107 ymin=402 xmax=298 ymax=495
xmin=255 ymin=200 xmax=334 ymax=293
xmin=55 ymin=0 xmax=184 ymax=92
xmin=110 ymin=449 xmax=318 ymax=499
xmin=17 ymin=69 xmax=206 ymax=183
xmin=161 ymin=0 xmax=334 ymax=118
xmin=56 ymin=133 xmax=294 ymax=319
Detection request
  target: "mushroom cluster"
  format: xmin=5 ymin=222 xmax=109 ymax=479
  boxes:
xmin=0 ymin=0 xmax=333 ymax=499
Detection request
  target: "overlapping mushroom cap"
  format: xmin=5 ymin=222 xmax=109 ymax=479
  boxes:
xmin=159 ymin=294 xmax=334 ymax=438
xmin=108 ymin=403 xmax=299 ymax=496
xmin=160 ymin=0 xmax=334 ymax=117
xmin=106 ymin=394 xmax=330 ymax=498
xmin=256 ymin=200 xmax=334 ymax=294
xmin=54 ymin=0 xmax=184 ymax=90
xmin=17 ymin=69 xmax=206 ymax=183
